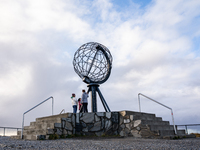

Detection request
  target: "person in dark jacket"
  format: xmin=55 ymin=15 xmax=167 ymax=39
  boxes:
xmin=81 ymin=89 xmax=88 ymax=112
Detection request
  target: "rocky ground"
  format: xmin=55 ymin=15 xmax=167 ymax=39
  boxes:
xmin=0 ymin=136 xmax=200 ymax=150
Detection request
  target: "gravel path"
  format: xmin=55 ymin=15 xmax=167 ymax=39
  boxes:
xmin=0 ymin=136 xmax=200 ymax=150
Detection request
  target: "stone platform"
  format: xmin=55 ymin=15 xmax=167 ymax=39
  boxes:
xmin=14 ymin=111 xmax=192 ymax=140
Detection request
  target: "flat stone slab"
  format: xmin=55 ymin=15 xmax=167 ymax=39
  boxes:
xmin=90 ymin=121 xmax=101 ymax=131
xmin=80 ymin=113 xmax=94 ymax=123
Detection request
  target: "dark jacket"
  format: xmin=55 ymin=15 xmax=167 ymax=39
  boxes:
xmin=81 ymin=92 xmax=88 ymax=103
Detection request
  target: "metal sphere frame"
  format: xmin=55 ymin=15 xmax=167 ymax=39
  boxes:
xmin=73 ymin=42 xmax=112 ymax=112
xmin=73 ymin=42 xmax=112 ymax=84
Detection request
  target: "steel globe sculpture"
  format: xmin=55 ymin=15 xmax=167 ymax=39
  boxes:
xmin=73 ymin=42 xmax=112 ymax=112
xmin=73 ymin=42 xmax=112 ymax=84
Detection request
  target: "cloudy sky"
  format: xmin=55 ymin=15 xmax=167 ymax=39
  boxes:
xmin=0 ymin=0 xmax=200 ymax=132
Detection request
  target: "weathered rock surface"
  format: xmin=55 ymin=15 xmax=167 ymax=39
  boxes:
xmin=18 ymin=110 xmax=189 ymax=140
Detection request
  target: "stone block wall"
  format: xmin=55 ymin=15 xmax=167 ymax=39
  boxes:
xmin=48 ymin=111 xmax=160 ymax=138
xmin=50 ymin=112 xmax=119 ymax=137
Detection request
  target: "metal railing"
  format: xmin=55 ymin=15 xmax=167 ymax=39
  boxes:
xmin=176 ymin=124 xmax=200 ymax=134
xmin=60 ymin=109 xmax=65 ymax=114
xmin=0 ymin=127 xmax=22 ymax=136
xmin=21 ymin=96 xmax=54 ymax=139
xmin=138 ymin=93 xmax=177 ymax=134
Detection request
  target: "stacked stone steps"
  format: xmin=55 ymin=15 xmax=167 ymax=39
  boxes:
xmin=140 ymin=120 xmax=170 ymax=126
xmin=134 ymin=122 xmax=176 ymax=137
xmin=23 ymin=129 xmax=46 ymax=135
xmin=160 ymin=130 xmax=195 ymax=138
xmin=10 ymin=131 xmax=22 ymax=139
xmin=24 ymin=125 xmax=36 ymax=130
xmin=122 ymin=111 xmax=163 ymax=121
xmin=21 ymin=113 xmax=71 ymax=140
xmin=23 ymin=122 xmax=55 ymax=137
xmin=127 ymin=111 xmax=195 ymax=138
xmin=120 ymin=111 xmax=189 ymax=138
xmin=177 ymin=130 xmax=186 ymax=135
xmin=149 ymin=125 xmax=174 ymax=131
xmin=159 ymin=130 xmax=175 ymax=136
xmin=133 ymin=115 xmax=163 ymax=121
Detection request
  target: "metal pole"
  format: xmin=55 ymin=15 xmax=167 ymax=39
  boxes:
xmin=96 ymin=87 xmax=111 ymax=112
xmin=90 ymin=85 xmax=97 ymax=112
xmin=185 ymin=125 xmax=188 ymax=134
xmin=171 ymin=110 xmax=177 ymax=134
xmin=96 ymin=87 xmax=108 ymax=112
xmin=17 ymin=128 xmax=19 ymax=136
xmin=4 ymin=128 xmax=5 ymax=136
xmin=138 ymin=94 xmax=141 ymax=112
xmin=52 ymin=97 xmax=54 ymax=115
xmin=98 ymin=94 xmax=108 ymax=112
xmin=21 ymin=114 xmax=25 ymax=139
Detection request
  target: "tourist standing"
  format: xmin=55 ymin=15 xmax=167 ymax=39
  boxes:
xmin=81 ymin=89 xmax=88 ymax=112
xmin=78 ymin=98 xmax=83 ymax=113
xmin=71 ymin=93 xmax=78 ymax=113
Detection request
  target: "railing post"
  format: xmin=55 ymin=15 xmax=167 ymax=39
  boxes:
xmin=138 ymin=93 xmax=141 ymax=112
xmin=21 ymin=114 xmax=25 ymax=139
xmin=171 ymin=109 xmax=177 ymax=134
xmin=60 ymin=109 xmax=65 ymax=114
xmin=4 ymin=128 xmax=5 ymax=136
xmin=185 ymin=125 xmax=188 ymax=134
xmin=52 ymin=97 xmax=54 ymax=115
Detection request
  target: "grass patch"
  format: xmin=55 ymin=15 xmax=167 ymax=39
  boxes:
xmin=48 ymin=134 xmax=59 ymax=140
xmin=191 ymin=133 xmax=200 ymax=137
xmin=66 ymin=134 xmax=86 ymax=138
xmin=60 ymin=134 xmax=67 ymax=139
xmin=101 ymin=134 xmax=120 ymax=138
xmin=173 ymin=136 xmax=180 ymax=140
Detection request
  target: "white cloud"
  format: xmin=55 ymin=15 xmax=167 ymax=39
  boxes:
xmin=0 ymin=65 xmax=32 ymax=96
xmin=0 ymin=0 xmax=200 ymax=128
xmin=0 ymin=0 xmax=95 ymax=44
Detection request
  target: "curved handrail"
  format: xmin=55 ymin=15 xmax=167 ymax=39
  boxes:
xmin=21 ymin=96 xmax=54 ymax=139
xmin=138 ymin=93 xmax=177 ymax=134
xmin=60 ymin=109 xmax=65 ymax=114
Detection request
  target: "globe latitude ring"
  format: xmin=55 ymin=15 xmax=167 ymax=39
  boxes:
xmin=73 ymin=42 xmax=112 ymax=84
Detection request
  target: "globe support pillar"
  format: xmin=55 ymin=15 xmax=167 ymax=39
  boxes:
xmin=87 ymin=84 xmax=98 ymax=112
xmin=87 ymin=83 xmax=111 ymax=112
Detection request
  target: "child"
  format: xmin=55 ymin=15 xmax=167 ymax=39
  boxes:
xmin=78 ymin=98 xmax=83 ymax=113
